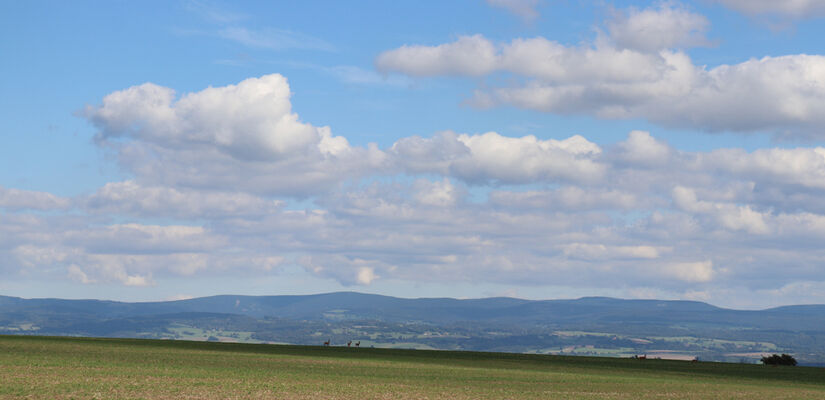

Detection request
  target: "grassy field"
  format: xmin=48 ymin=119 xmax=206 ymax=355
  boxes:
xmin=1 ymin=335 xmax=823 ymax=399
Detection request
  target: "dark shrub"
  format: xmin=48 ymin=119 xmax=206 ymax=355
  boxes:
xmin=761 ymin=353 xmax=797 ymax=366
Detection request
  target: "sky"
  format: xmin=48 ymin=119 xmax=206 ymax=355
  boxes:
xmin=2 ymin=0 xmax=825 ymax=309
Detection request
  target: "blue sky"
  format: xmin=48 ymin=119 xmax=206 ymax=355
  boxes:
xmin=2 ymin=0 xmax=825 ymax=308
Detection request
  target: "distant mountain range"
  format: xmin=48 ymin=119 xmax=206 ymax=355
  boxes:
xmin=3 ymin=292 xmax=824 ymax=329
xmin=2 ymin=292 xmax=824 ymax=364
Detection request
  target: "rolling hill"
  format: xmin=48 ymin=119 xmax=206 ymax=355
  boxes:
xmin=2 ymin=292 xmax=824 ymax=364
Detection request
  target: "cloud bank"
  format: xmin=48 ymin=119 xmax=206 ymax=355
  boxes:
xmin=1 ymin=72 xmax=823 ymax=308
xmin=376 ymin=4 xmax=825 ymax=139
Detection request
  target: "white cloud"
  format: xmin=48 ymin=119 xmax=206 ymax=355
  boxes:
xmin=486 ymin=0 xmax=540 ymax=22
xmin=66 ymin=224 xmax=225 ymax=255
xmin=87 ymin=74 xmax=330 ymax=160
xmin=672 ymin=186 xmax=770 ymax=234
xmin=357 ymin=266 xmax=378 ymax=285
xmin=13 ymin=245 xmax=70 ymax=269
xmin=123 ymin=274 xmax=153 ymax=287
xmin=713 ymin=0 xmax=825 ymax=17
xmin=613 ymin=130 xmax=673 ymax=166
xmin=67 ymin=265 xmax=94 ymax=284
xmin=700 ymin=146 xmax=825 ymax=190
xmin=299 ymin=255 xmax=387 ymax=286
xmin=606 ymin=4 xmax=711 ymax=52
xmin=382 ymin=35 xmax=666 ymax=83
xmin=1 ymin=212 xmax=287 ymax=285
xmin=774 ymin=212 xmax=825 ymax=238
xmin=761 ymin=281 xmax=825 ymax=303
xmin=452 ymin=132 xmax=604 ymax=183
xmin=84 ymin=74 xmax=387 ymax=196
xmin=164 ymin=294 xmax=195 ymax=301
xmin=489 ymin=187 xmax=644 ymax=211
xmin=562 ymin=243 xmax=664 ymax=260
xmin=413 ymin=178 xmax=461 ymax=207
xmin=663 ymin=260 xmax=715 ymax=283
xmin=67 ymin=253 xmax=162 ymax=286
xmin=16 ymin=245 xmax=159 ymax=286
xmin=0 ymin=186 xmax=72 ymax=211
xmin=490 ymin=50 xmax=825 ymax=137
xmin=391 ymin=131 xmax=605 ymax=184
xmin=375 ymin=35 xmax=498 ymax=77
xmin=85 ymin=180 xmax=283 ymax=218
xmin=377 ymin=5 xmax=825 ymax=139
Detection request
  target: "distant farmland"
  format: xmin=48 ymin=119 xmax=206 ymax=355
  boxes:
xmin=1 ymin=335 xmax=823 ymax=399
xmin=4 ymin=293 xmax=825 ymax=364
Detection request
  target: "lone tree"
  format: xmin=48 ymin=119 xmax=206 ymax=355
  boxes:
xmin=761 ymin=354 xmax=797 ymax=366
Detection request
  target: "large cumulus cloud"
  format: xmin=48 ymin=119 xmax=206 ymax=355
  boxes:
xmin=84 ymin=74 xmax=387 ymax=196
xmin=376 ymin=4 xmax=825 ymax=139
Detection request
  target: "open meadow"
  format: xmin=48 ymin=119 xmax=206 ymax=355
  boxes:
xmin=1 ymin=335 xmax=823 ymax=399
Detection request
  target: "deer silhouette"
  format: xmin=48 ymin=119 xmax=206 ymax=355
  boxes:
xmin=323 ymin=339 xmax=330 ymax=346
xmin=355 ymin=341 xmax=360 ymax=347
xmin=347 ymin=341 xmax=352 ymax=347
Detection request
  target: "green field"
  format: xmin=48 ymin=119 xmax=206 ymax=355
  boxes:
xmin=1 ymin=335 xmax=823 ymax=399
